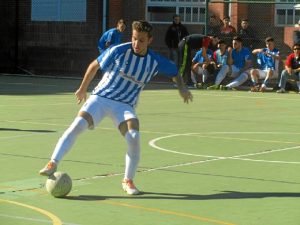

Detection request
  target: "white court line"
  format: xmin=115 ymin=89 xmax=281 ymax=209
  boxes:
xmin=2 ymin=119 xmax=300 ymax=166
xmin=0 ymin=82 xmax=55 ymax=86
xmin=0 ymin=102 xmax=74 ymax=107
xmin=149 ymin=133 xmax=300 ymax=165
xmin=0 ymin=213 xmax=80 ymax=225
xmin=77 ymin=134 xmax=300 ymax=183
xmin=4 ymin=120 xmax=70 ymax=127
xmin=4 ymin=119 xmax=300 ymax=138
xmin=143 ymin=90 xmax=300 ymax=101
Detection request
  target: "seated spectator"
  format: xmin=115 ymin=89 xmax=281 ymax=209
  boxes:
xmin=220 ymin=16 xmax=236 ymax=46
xmin=250 ymin=37 xmax=280 ymax=92
xmin=238 ymin=18 xmax=258 ymax=49
xmin=178 ymin=34 xmax=219 ymax=86
xmin=277 ymin=42 xmax=300 ymax=93
xmin=212 ymin=39 xmax=229 ymax=72
xmin=207 ymin=36 xmax=252 ymax=90
xmin=191 ymin=48 xmax=215 ymax=88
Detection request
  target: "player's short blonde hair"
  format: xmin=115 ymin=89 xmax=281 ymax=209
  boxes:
xmin=132 ymin=20 xmax=153 ymax=38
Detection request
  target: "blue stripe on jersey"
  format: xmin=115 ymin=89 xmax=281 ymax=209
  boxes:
xmin=92 ymin=42 xmax=178 ymax=107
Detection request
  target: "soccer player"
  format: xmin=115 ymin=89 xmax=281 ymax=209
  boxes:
xmin=39 ymin=20 xmax=193 ymax=195
xmin=250 ymin=37 xmax=280 ymax=92
xmin=98 ymin=19 xmax=126 ymax=54
xmin=178 ymin=34 xmax=219 ymax=86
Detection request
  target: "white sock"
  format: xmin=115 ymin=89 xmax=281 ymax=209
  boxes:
xmin=191 ymin=71 xmax=197 ymax=84
xmin=51 ymin=117 xmax=88 ymax=163
xmin=297 ymin=81 xmax=300 ymax=91
xmin=202 ymin=70 xmax=209 ymax=83
xmin=124 ymin=129 xmax=140 ymax=180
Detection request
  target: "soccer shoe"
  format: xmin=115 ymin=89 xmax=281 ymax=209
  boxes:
xmin=219 ymin=85 xmax=230 ymax=90
xmin=207 ymin=84 xmax=219 ymax=90
xmin=250 ymin=86 xmax=259 ymax=92
xmin=276 ymin=88 xmax=286 ymax=93
xmin=122 ymin=179 xmax=140 ymax=195
xmin=194 ymin=83 xmax=207 ymax=89
xmin=259 ymin=86 xmax=267 ymax=92
xmin=39 ymin=161 xmax=57 ymax=176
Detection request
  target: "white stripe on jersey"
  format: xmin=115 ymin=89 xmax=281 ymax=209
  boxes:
xmin=92 ymin=42 xmax=176 ymax=107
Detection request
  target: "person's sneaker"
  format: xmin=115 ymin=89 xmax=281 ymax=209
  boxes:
xmin=250 ymin=86 xmax=259 ymax=92
xmin=259 ymin=86 xmax=267 ymax=92
xmin=207 ymin=84 xmax=219 ymax=90
xmin=39 ymin=161 xmax=57 ymax=176
xmin=219 ymin=85 xmax=230 ymax=90
xmin=194 ymin=83 xmax=203 ymax=89
xmin=122 ymin=179 xmax=140 ymax=195
xmin=276 ymin=88 xmax=286 ymax=93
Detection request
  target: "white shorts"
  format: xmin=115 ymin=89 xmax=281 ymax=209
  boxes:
xmin=255 ymin=69 xmax=278 ymax=79
xmin=80 ymin=95 xmax=137 ymax=129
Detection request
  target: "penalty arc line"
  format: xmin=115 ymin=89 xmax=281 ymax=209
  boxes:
xmin=148 ymin=133 xmax=300 ymax=165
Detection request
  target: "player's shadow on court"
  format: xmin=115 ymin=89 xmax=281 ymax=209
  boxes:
xmin=0 ymin=128 xmax=55 ymax=133
xmin=65 ymin=191 xmax=300 ymax=201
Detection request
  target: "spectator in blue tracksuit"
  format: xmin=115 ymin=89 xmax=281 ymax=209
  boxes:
xmin=98 ymin=19 xmax=126 ymax=54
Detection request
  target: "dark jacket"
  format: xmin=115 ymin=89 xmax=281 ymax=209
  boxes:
xmin=239 ymin=27 xmax=257 ymax=48
xmin=165 ymin=22 xmax=189 ymax=49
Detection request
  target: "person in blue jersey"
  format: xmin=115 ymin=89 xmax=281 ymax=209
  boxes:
xmin=178 ymin=34 xmax=219 ymax=86
xmin=191 ymin=48 xmax=215 ymax=88
xmin=39 ymin=20 xmax=193 ymax=195
xmin=207 ymin=36 xmax=252 ymax=90
xmin=250 ymin=37 xmax=280 ymax=92
xmin=98 ymin=19 xmax=126 ymax=54
xmin=212 ymin=39 xmax=228 ymax=71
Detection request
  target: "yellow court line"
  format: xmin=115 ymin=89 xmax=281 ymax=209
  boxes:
xmin=0 ymin=199 xmax=62 ymax=225
xmin=103 ymin=200 xmax=236 ymax=225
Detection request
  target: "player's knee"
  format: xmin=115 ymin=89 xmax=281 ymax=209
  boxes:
xmin=64 ymin=117 xmax=88 ymax=137
xmin=126 ymin=129 xmax=140 ymax=146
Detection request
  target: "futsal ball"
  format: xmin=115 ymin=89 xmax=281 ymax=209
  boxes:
xmin=46 ymin=171 xmax=72 ymax=198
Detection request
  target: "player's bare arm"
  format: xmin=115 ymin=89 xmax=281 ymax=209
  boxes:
xmin=172 ymin=75 xmax=193 ymax=104
xmin=75 ymin=59 xmax=100 ymax=104
xmin=227 ymin=47 xmax=233 ymax=65
xmin=252 ymin=48 xmax=263 ymax=55
xmin=240 ymin=59 xmax=252 ymax=74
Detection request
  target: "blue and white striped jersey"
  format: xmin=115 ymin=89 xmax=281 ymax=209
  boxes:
xmin=256 ymin=48 xmax=280 ymax=71
xmin=92 ymin=42 xmax=178 ymax=107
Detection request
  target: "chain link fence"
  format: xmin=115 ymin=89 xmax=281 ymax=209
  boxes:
xmin=208 ymin=1 xmax=298 ymax=57
xmin=1 ymin=0 xmax=298 ymax=77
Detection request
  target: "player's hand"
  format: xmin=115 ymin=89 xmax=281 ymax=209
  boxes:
xmin=179 ymin=88 xmax=193 ymax=104
xmin=75 ymin=88 xmax=87 ymax=104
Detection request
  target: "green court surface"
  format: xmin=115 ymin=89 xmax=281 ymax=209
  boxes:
xmin=1 ymin=75 xmax=300 ymax=225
